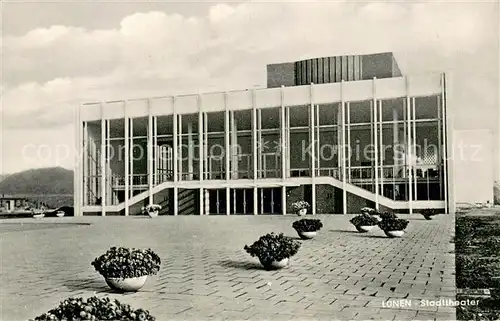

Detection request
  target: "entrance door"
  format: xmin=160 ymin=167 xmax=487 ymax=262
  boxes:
xmin=258 ymin=188 xmax=282 ymax=214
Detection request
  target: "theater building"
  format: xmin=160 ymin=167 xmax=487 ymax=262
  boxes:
xmin=74 ymin=52 xmax=455 ymax=216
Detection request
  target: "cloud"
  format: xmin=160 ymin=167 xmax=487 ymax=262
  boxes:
xmin=1 ymin=1 xmax=498 ymax=173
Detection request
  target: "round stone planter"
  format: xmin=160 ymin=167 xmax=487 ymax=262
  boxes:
xmin=33 ymin=213 xmax=45 ymax=219
xmin=56 ymin=211 xmax=65 ymax=217
xmin=298 ymin=231 xmax=317 ymax=239
xmin=384 ymin=230 xmax=405 ymax=238
xmin=356 ymin=225 xmax=375 ymax=233
xmin=148 ymin=210 xmax=159 ymax=218
xmin=105 ymin=275 xmax=148 ymax=292
xmin=297 ymin=209 xmax=307 ymax=216
xmin=260 ymin=258 xmax=289 ymax=270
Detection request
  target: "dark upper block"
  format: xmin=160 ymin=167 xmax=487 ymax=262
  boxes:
xmin=267 ymin=52 xmax=403 ymax=88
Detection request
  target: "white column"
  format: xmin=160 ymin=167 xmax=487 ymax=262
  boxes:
xmin=406 ymin=77 xmax=413 ymax=214
xmin=124 ymin=103 xmax=129 ymax=216
xmin=198 ymin=95 xmax=203 ymax=181
xmin=310 ymin=83 xmax=316 ymax=215
xmin=443 ymin=72 xmax=455 ymax=214
xmin=373 ymin=78 xmax=379 ymax=210
xmin=199 ymin=188 xmax=204 ymax=215
xmin=412 ymin=97 xmax=417 ymax=200
xmin=280 ymin=85 xmax=286 ymax=180
xmin=282 ymin=186 xmax=287 ymax=215
xmin=226 ymin=187 xmax=230 ymax=215
xmin=252 ymin=90 xmax=258 ymax=181
xmin=129 ymin=119 xmax=134 ymax=200
xmin=173 ymin=97 xmax=178 ymax=216
xmin=148 ymin=100 xmax=153 ymax=206
xmin=100 ymin=103 xmax=106 ymax=216
xmin=178 ymin=114 xmax=183 ymax=181
xmin=82 ymin=120 xmax=87 ymax=211
xmin=204 ymin=111 xmax=208 ymax=180
xmin=286 ymin=106 xmax=291 ymax=176
xmin=440 ymin=72 xmax=448 ymax=212
xmin=341 ymin=81 xmax=347 ymax=214
xmin=224 ymin=93 xmax=230 ymax=182
xmin=187 ymin=122 xmax=194 ymax=180
xmin=347 ymin=103 xmax=351 ymax=183
xmin=231 ymin=111 xmax=238 ymax=179
xmin=379 ymin=100 xmax=384 ymax=197
xmin=153 ymin=116 xmax=158 ymax=186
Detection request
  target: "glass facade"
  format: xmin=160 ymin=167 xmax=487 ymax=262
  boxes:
xmin=79 ymin=75 xmax=449 ymax=215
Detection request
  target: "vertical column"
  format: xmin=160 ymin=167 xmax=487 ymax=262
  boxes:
xmin=198 ymin=95 xmax=203 ymax=181
xmin=124 ymin=102 xmax=129 ymax=216
xmin=443 ymin=72 xmax=455 ymax=214
xmin=440 ymin=73 xmax=448 ymax=212
xmin=393 ymin=106 xmax=399 ymax=185
xmin=405 ymin=77 xmax=413 ymax=214
xmin=224 ymin=93 xmax=230 ymax=215
xmin=412 ymin=97 xmax=417 ymax=200
xmin=231 ymin=111 xmax=238 ymax=179
xmin=286 ymin=106 xmax=291 ymax=176
xmin=252 ymin=89 xmax=258 ymax=215
xmin=173 ymin=97 xmax=178 ymax=216
xmin=82 ymin=121 xmax=88 ymax=209
xmin=129 ymin=119 xmax=134 ymax=199
xmin=147 ymin=100 xmax=153 ymax=205
xmin=310 ymin=83 xmax=316 ymax=215
xmin=153 ymin=116 xmax=158 ymax=186
xmin=373 ymin=78 xmax=379 ymax=210
xmin=341 ymin=81 xmax=347 ymax=214
xmin=225 ymin=93 xmax=230 ymax=182
xmin=178 ymin=114 xmax=183 ymax=181
xmin=198 ymin=95 xmax=204 ymax=215
xmin=281 ymin=86 xmax=286 ymax=180
xmin=257 ymin=109 xmax=262 ymax=178
xmin=187 ymin=122 xmax=194 ymax=180
xmin=280 ymin=86 xmax=286 ymax=215
xmin=204 ymin=111 xmax=208 ymax=180
xmin=100 ymin=103 xmax=106 ymax=216
xmin=347 ymin=103 xmax=351 ymax=182
xmin=379 ymin=100 xmax=384 ymax=198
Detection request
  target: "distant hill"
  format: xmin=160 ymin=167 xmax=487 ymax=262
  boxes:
xmin=0 ymin=167 xmax=73 ymax=207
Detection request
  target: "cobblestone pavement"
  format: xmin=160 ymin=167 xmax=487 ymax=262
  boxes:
xmin=0 ymin=214 xmax=455 ymax=321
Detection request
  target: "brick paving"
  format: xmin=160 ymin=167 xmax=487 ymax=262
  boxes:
xmin=0 ymin=214 xmax=455 ymax=321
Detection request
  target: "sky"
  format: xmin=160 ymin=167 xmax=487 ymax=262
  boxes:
xmin=0 ymin=0 xmax=499 ymax=178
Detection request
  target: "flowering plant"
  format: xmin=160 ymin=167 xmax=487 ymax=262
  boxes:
xmin=378 ymin=218 xmax=409 ymax=232
xmin=91 ymin=247 xmax=161 ymax=279
xmin=350 ymin=214 xmax=379 ymax=227
xmin=141 ymin=204 xmax=161 ymax=215
xmin=379 ymin=212 xmax=398 ymax=220
xmin=292 ymin=219 xmax=323 ymax=232
xmin=30 ymin=296 xmax=155 ymax=321
xmin=244 ymin=233 xmax=301 ymax=270
xmin=291 ymin=201 xmax=310 ymax=211
xmin=360 ymin=207 xmax=378 ymax=215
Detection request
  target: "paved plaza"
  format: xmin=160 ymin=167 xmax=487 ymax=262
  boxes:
xmin=0 ymin=214 xmax=455 ymax=321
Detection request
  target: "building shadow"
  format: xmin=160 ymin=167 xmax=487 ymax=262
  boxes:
xmin=62 ymin=278 xmax=116 ymax=293
xmin=329 ymin=229 xmax=359 ymax=234
xmin=218 ymin=259 xmax=263 ymax=270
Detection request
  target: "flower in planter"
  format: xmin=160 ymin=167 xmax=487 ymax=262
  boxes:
xmin=379 ymin=212 xmax=398 ymax=220
xmin=141 ymin=204 xmax=162 ymax=216
xmin=350 ymin=214 xmax=379 ymax=227
xmin=91 ymin=247 xmax=161 ymax=279
xmin=378 ymin=218 xmax=409 ymax=232
xmin=360 ymin=207 xmax=378 ymax=215
xmin=292 ymin=201 xmax=310 ymax=211
xmin=292 ymin=219 xmax=323 ymax=239
xmin=244 ymin=233 xmax=301 ymax=270
xmin=29 ymin=296 xmax=155 ymax=321
xmin=292 ymin=219 xmax=323 ymax=232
